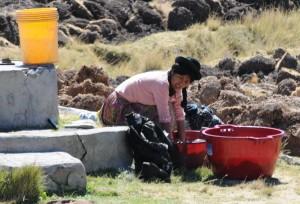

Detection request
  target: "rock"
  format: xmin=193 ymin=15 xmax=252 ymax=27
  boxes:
xmin=125 ymin=16 xmax=143 ymax=33
xmin=279 ymin=153 xmax=300 ymax=166
xmin=104 ymin=0 xmax=132 ymax=26
xmin=273 ymin=48 xmax=298 ymax=69
xmin=276 ymin=78 xmax=297 ymax=96
xmin=205 ymin=0 xmax=224 ymax=16
xmin=65 ymin=17 xmax=90 ymax=29
xmin=192 ymin=76 xmax=222 ymax=105
xmin=285 ymin=123 xmax=300 ymax=156
xmin=0 ymin=152 xmax=86 ymax=194
xmin=218 ymin=90 xmax=249 ymax=106
xmin=135 ymin=1 xmax=162 ymax=25
xmin=199 ymin=64 xmax=221 ymax=77
xmin=277 ymin=67 xmax=300 ymax=83
xmin=83 ymin=0 xmax=106 ymax=19
xmin=217 ymin=57 xmax=239 ymax=72
xmin=292 ymin=87 xmax=300 ymax=97
xmin=67 ymin=0 xmax=93 ymax=20
xmin=79 ymin=30 xmax=101 ymax=44
xmin=238 ymin=55 xmax=275 ymax=75
xmin=219 ymin=77 xmax=240 ymax=91
xmin=167 ymin=7 xmax=193 ymax=31
xmin=48 ymin=1 xmax=71 ymax=21
xmin=58 ymin=29 xmax=72 ymax=46
xmin=172 ymin=0 xmax=210 ymax=23
xmin=89 ymin=19 xmax=120 ymax=41
xmin=223 ymin=4 xmax=255 ymax=21
xmin=66 ymin=24 xmax=84 ymax=36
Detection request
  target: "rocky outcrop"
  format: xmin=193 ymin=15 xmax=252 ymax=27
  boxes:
xmin=1 ymin=0 xmax=300 ymax=45
xmin=0 ymin=0 xmax=165 ymax=45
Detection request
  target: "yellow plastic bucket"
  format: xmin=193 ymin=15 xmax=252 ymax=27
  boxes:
xmin=16 ymin=8 xmax=58 ymax=64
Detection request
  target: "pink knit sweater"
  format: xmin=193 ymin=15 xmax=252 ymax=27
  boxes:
xmin=115 ymin=71 xmax=185 ymax=123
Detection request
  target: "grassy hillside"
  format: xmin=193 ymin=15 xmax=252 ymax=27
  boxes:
xmin=2 ymin=9 xmax=300 ymax=77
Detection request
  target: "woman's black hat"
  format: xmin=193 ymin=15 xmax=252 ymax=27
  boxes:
xmin=174 ymin=56 xmax=201 ymax=81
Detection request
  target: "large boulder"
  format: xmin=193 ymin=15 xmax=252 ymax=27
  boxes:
xmin=273 ymin=48 xmax=298 ymax=69
xmin=134 ymin=1 xmax=162 ymax=25
xmin=167 ymin=7 xmax=193 ymax=31
xmin=276 ymin=78 xmax=297 ymax=96
xmin=238 ymin=55 xmax=275 ymax=75
xmin=172 ymin=0 xmax=210 ymax=23
xmin=277 ymin=67 xmax=300 ymax=83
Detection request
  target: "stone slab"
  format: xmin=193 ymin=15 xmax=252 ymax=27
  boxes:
xmin=0 ymin=127 xmax=132 ymax=172
xmin=0 ymin=152 xmax=86 ymax=193
xmin=0 ymin=62 xmax=58 ymax=130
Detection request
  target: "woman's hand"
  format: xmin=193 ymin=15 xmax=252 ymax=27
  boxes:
xmin=160 ymin=122 xmax=171 ymax=134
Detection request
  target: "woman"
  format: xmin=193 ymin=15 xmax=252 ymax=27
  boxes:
xmin=100 ymin=56 xmax=201 ymax=140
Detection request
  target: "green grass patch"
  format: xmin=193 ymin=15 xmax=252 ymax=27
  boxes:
xmin=43 ymin=161 xmax=300 ymax=204
xmin=0 ymin=166 xmax=44 ymax=204
xmin=57 ymin=114 xmax=80 ymax=129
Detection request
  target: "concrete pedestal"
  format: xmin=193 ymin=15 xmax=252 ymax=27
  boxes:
xmin=0 ymin=61 xmax=58 ymax=130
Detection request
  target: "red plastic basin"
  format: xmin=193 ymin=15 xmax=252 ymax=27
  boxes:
xmin=174 ymin=130 xmax=207 ymax=169
xmin=201 ymin=125 xmax=284 ymax=180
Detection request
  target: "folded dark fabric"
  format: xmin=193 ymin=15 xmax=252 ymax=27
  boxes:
xmin=185 ymin=102 xmax=223 ymax=130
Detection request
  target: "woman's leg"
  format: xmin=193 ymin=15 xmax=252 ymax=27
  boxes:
xmin=99 ymin=92 xmax=130 ymax=126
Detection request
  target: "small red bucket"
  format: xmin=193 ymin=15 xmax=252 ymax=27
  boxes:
xmin=173 ymin=130 xmax=207 ymax=169
xmin=202 ymin=125 xmax=285 ymax=179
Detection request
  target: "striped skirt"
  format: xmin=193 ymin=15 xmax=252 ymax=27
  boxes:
xmin=100 ymin=91 xmax=160 ymax=126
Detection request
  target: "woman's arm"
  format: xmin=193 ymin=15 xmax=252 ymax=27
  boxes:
xmin=176 ymin=120 xmax=185 ymax=140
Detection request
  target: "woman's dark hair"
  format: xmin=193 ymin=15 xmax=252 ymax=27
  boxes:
xmin=169 ymin=56 xmax=202 ymax=108
xmin=172 ymin=56 xmax=201 ymax=81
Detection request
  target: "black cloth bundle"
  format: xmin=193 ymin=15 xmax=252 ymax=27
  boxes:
xmin=185 ymin=103 xmax=223 ymax=130
xmin=126 ymin=112 xmax=176 ymax=182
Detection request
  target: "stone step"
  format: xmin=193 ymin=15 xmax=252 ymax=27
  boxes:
xmin=0 ymin=152 xmax=86 ymax=193
xmin=0 ymin=127 xmax=132 ymax=173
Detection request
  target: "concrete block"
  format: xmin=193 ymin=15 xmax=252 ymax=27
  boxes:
xmin=0 ymin=61 xmax=58 ymax=130
xmin=0 ymin=152 xmax=86 ymax=193
xmin=0 ymin=127 xmax=132 ymax=172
